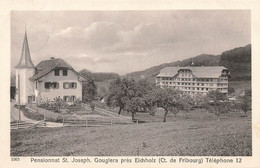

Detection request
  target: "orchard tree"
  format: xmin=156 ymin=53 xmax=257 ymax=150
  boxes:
xmin=82 ymin=78 xmax=97 ymax=111
xmin=179 ymin=93 xmax=194 ymax=113
xmin=206 ymin=90 xmax=231 ymax=121
xmin=146 ymin=88 xmax=182 ymax=122
xmin=106 ymin=78 xmax=136 ymax=115
xmin=240 ymin=89 xmax=251 ymax=116
xmin=193 ymin=93 xmax=208 ymax=119
xmin=135 ymin=79 xmax=157 ymax=114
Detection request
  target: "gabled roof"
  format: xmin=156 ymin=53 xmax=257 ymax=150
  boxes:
xmin=30 ymin=58 xmax=87 ymax=81
xmin=15 ymin=31 xmax=35 ymax=69
xmin=157 ymin=66 xmax=229 ymax=78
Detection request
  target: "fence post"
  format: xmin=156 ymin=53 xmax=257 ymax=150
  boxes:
xmin=17 ymin=121 xmax=19 ymax=129
xmin=63 ymin=118 xmax=64 ymax=127
xmin=110 ymin=119 xmax=113 ymax=126
xmin=86 ymin=118 xmax=88 ymax=127
xmin=136 ymin=120 xmax=139 ymax=124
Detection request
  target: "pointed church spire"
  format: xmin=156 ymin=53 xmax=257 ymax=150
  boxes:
xmin=15 ymin=29 xmax=35 ymax=69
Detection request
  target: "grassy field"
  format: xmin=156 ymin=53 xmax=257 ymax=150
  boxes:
xmin=11 ymin=109 xmax=251 ymax=156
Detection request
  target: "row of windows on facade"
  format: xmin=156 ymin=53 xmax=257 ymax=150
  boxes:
xmin=166 ymin=86 xmax=227 ymax=91
xmin=44 ymin=82 xmax=77 ymax=89
xmin=28 ymin=95 xmax=77 ymax=102
xmin=63 ymin=96 xmax=77 ymax=102
xmin=54 ymin=69 xmax=68 ymax=76
xmin=160 ymin=82 xmax=228 ymax=86
xmin=177 ymin=73 xmax=228 ymax=78
xmin=158 ymin=77 xmax=214 ymax=81
xmin=158 ymin=77 xmax=227 ymax=82
xmin=167 ymin=86 xmax=209 ymax=91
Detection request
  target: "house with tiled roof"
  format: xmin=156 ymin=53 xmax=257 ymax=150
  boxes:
xmin=15 ymin=31 xmax=87 ymax=105
xmin=156 ymin=65 xmax=230 ymax=95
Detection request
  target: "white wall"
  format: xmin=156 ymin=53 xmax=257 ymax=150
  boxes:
xmin=36 ymin=69 xmax=82 ymax=102
xmin=15 ymin=68 xmax=35 ymax=105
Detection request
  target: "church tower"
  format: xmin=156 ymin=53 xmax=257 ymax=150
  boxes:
xmin=15 ymin=30 xmax=35 ymax=105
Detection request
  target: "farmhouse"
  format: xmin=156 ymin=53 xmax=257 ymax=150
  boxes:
xmin=15 ymin=31 xmax=87 ymax=105
xmin=156 ymin=65 xmax=229 ymax=95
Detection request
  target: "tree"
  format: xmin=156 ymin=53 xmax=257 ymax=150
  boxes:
xmin=193 ymin=93 xmax=208 ymax=118
xmin=240 ymin=89 xmax=251 ymax=116
xmin=228 ymin=87 xmax=235 ymax=94
xmin=82 ymin=78 xmax=97 ymax=105
xmin=106 ymin=78 xmax=135 ymax=115
xmin=179 ymin=93 xmax=194 ymax=112
xmin=146 ymin=88 xmax=182 ymax=122
xmin=206 ymin=90 xmax=231 ymax=121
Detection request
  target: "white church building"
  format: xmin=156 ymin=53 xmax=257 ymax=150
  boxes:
xmin=15 ymin=31 xmax=87 ymax=105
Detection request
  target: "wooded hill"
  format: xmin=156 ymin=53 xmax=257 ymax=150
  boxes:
xmin=79 ymin=69 xmax=120 ymax=82
xmin=125 ymin=44 xmax=251 ymax=82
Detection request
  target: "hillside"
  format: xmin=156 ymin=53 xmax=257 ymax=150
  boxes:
xmin=79 ymin=69 xmax=119 ymax=82
xmin=219 ymin=44 xmax=251 ymax=81
xmin=125 ymin=44 xmax=251 ymax=82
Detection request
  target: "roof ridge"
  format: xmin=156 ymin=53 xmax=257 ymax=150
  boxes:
xmin=40 ymin=58 xmax=61 ymax=62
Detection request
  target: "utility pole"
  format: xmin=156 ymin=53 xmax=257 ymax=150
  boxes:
xmin=18 ymin=74 xmax=21 ymax=123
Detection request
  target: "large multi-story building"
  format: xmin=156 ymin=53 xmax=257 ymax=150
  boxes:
xmin=156 ymin=66 xmax=230 ymax=95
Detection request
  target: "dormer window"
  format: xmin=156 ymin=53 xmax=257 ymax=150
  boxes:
xmin=63 ymin=69 xmax=68 ymax=76
xmin=54 ymin=69 xmax=59 ymax=76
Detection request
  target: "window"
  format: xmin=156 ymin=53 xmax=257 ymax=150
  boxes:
xmin=63 ymin=96 xmax=70 ymax=102
xmin=45 ymin=82 xmax=59 ymax=89
xmin=63 ymin=82 xmax=70 ymax=89
xmin=54 ymin=69 xmax=59 ymax=76
xmin=71 ymin=82 xmax=77 ymax=88
xmin=52 ymin=82 xmax=59 ymax=89
xmin=70 ymin=96 xmax=76 ymax=101
xmin=45 ymin=82 xmax=52 ymax=89
xmin=63 ymin=69 xmax=68 ymax=76
xmin=63 ymin=82 xmax=77 ymax=89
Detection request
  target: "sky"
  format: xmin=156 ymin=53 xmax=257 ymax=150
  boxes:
xmin=11 ymin=10 xmax=250 ymax=75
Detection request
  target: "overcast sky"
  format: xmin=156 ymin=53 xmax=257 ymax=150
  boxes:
xmin=11 ymin=10 xmax=250 ymax=75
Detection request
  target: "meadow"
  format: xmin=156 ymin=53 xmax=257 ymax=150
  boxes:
xmin=11 ymin=108 xmax=251 ymax=156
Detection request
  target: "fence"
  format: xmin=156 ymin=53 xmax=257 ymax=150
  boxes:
xmin=62 ymin=117 xmax=137 ymax=127
xmin=10 ymin=120 xmax=46 ymax=129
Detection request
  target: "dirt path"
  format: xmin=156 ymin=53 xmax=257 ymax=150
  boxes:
xmin=10 ymin=101 xmax=32 ymax=122
xmin=10 ymin=101 xmax=63 ymax=127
